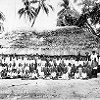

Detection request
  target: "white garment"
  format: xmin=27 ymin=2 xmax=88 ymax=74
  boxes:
xmin=32 ymin=59 xmax=35 ymax=64
xmin=28 ymin=60 xmax=32 ymax=65
xmin=37 ymin=67 xmax=41 ymax=74
xmin=37 ymin=59 xmax=41 ymax=64
xmin=99 ymin=57 xmax=100 ymax=65
xmin=0 ymin=66 xmax=2 ymax=72
xmin=51 ymin=72 xmax=56 ymax=78
xmin=49 ymin=61 xmax=54 ymax=66
xmin=67 ymin=66 xmax=71 ymax=73
xmin=39 ymin=72 xmax=44 ymax=77
xmin=12 ymin=72 xmax=17 ymax=77
xmin=7 ymin=72 xmax=12 ymax=77
xmin=64 ymin=60 xmax=71 ymax=66
xmin=56 ymin=60 xmax=60 ymax=66
xmin=23 ymin=57 xmax=27 ymax=64
xmin=62 ymin=73 xmax=69 ymax=79
xmin=25 ymin=66 xmax=29 ymax=71
xmin=41 ymin=60 xmax=46 ymax=68
xmin=2 ymin=58 xmax=5 ymax=64
xmin=90 ymin=54 xmax=98 ymax=62
xmin=78 ymin=61 xmax=84 ymax=66
xmin=15 ymin=60 xmax=19 ymax=69
xmin=5 ymin=57 xmax=10 ymax=64
xmin=75 ymin=61 xmax=80 ymax=66
xmin=70 ymin=59 xmax=76 ymax=65
xmin=32 ymin=73 xmax=37 ymax=78
xmin=74 ymin=73 xmax=79 ymax=79
xmin=93 ymin=67 xmax=97 ymax=69
xmin=82 ymin=73 xmax=87 ymax=78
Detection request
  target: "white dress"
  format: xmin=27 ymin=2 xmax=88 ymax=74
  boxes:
xmin=0 ymin=66 xmax=2 ymax=72
xmin=62 ymin=73 xmax=69 ymax=80
xmin=82 ymin=73 xmax=87 ymax=79
xmin=51 ymin=72 xmax=56 ymax=78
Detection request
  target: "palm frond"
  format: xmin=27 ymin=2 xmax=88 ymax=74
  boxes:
xmin=47 ymin=4 xmax=54 ymax=11
xmin=42 ymin=4 xmax=49 ymax=15
xmin=63 ymin=0 xmax=69 ymax=6
xmin=27 ymin=10 xmax=34 ymax=21
xmin=60 ymin=3 xmax=66 ymax=8
xmin=30 ymin=0 xmax=39 ymax=4
xmin=35 ymin=5 xmax=41 ymax=14
xmin=18 ymin=8 xmax=26 ymax=18
xmin=57 ymin=9 xmax=66 ymax=16
xmin=0 ymin=11 xmax=5 ymax=21
xmin=30 ymin=7 xmax=37 ymax=15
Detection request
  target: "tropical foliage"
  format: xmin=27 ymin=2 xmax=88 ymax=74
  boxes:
xmin=0 ymin=11 xmax=5 ymax=21
xmin=57 ymin=0 xmax=100 ymax=38
xmin=18 ymin=0 xmax=54 ymax=27
xmin=18 ymin=0 xmax=37 ymax=24
xmin=0 ymin=11 xmax=5 ymax=32
xmin=57 ymin=0 xmax=79 ymax=26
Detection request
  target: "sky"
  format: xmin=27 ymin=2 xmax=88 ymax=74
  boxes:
xmin=0 ymin=0 xmax=82 ymax=32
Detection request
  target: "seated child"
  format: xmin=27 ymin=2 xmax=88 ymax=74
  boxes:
xmin=74 ymin=70 xmax=79 ymax=79
xmin=32 ymin=70 xmax=38 ymax=79
xmin=82 ymin=72 xmax=87 ymax=79
xmin=61 ymin=72 xmax=69 ymax=80
xmin=51 ymin=71 xmax=56 ymax=79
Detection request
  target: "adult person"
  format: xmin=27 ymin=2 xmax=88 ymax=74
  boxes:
xmin=90 ymin=50 xmax=98 ymax=77
xmin=90 ymin=51 xmax=98 ymax=62
xmin=98 ymin=56 xmax=100 ymax=73
xmin=91 ymin=58 xmax=98 ymax=78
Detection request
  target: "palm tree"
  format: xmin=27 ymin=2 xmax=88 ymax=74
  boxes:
xmin=58 ymin=0 xmax=100 ymax=37
xmin=57 ymin=0 xmax=80 ymax=26
xmin=18 ymin=0 xmax=54 ymax=27
xmin=75 ymin=1 xmax=100 ymax=37
xmin=31 ymin=0 xmax=54 ymax=27
xmin=18 ymin=0 xmax=37 ymax=27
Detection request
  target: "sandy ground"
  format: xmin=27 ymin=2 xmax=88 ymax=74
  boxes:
xmin=0 ymin=75 xmax=100 ymax=100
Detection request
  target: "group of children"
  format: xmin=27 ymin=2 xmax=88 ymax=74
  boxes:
xmin=0 ymin=51 xmax=99 ymax=80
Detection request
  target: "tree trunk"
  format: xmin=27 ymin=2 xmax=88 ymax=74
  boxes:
xmin=85 ymin=21 xmax=98 ymax=37
xmin=31 ymin=17 xmax=36 ymax=27
xmin=85 ymin=21 xmax=100 ymax=56
xmin=31 ymin=6 xmax=41 ymax=27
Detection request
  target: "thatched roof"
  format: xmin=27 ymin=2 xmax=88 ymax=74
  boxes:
xmin=1 ymin=26 xmax=99 ymax=55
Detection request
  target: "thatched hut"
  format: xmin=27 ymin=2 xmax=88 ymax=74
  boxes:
xmin=2 ymin=26 xmax=99 ymax=55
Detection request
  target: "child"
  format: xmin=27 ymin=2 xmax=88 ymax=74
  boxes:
xmin=74 ymin=70 xmax=79 ymax=79
xmin=31 ymin=70 xmax=38 ymax=79
xmin=78 ymin=64 xmax=83 ymax=79
xmin=61 ymin=72 xmax=69 ymax=80
xmin=51 ymin=71 xmax=56 ymax=80
xmin=82 ymin=72 xmax=87 ymax=79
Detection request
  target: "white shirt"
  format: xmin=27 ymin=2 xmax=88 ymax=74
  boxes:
xmin=51 ymin=72 xmax=56 ymax=77
xmin=49 ymin=61 xmax=54 ymax=66
xmin=62 ymin=73 xmax=69 ymax=79
xmin=64 ymin=60 xmax=70 ymax=66
xmin=5 ymin=57 xmax=10 ymax=64
xmin=0 ymin=66 xmax=2 ymax=72
xmin=32 ymin=73 xmax=37 ymax=78
xmin=82 ymin=73 xmax=87 ymax=78
xmin=90 ymin=54 xmax=98 ymax=62
xmin=98 ymin=57 xmax=100 ymax=65
xmin=41 ymin=60 xmax=46 ymax=67
xmin=33 ymin=59 xmax=35 ymax=64
xmin=56 ymin=60 xmax=60 ymax=66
